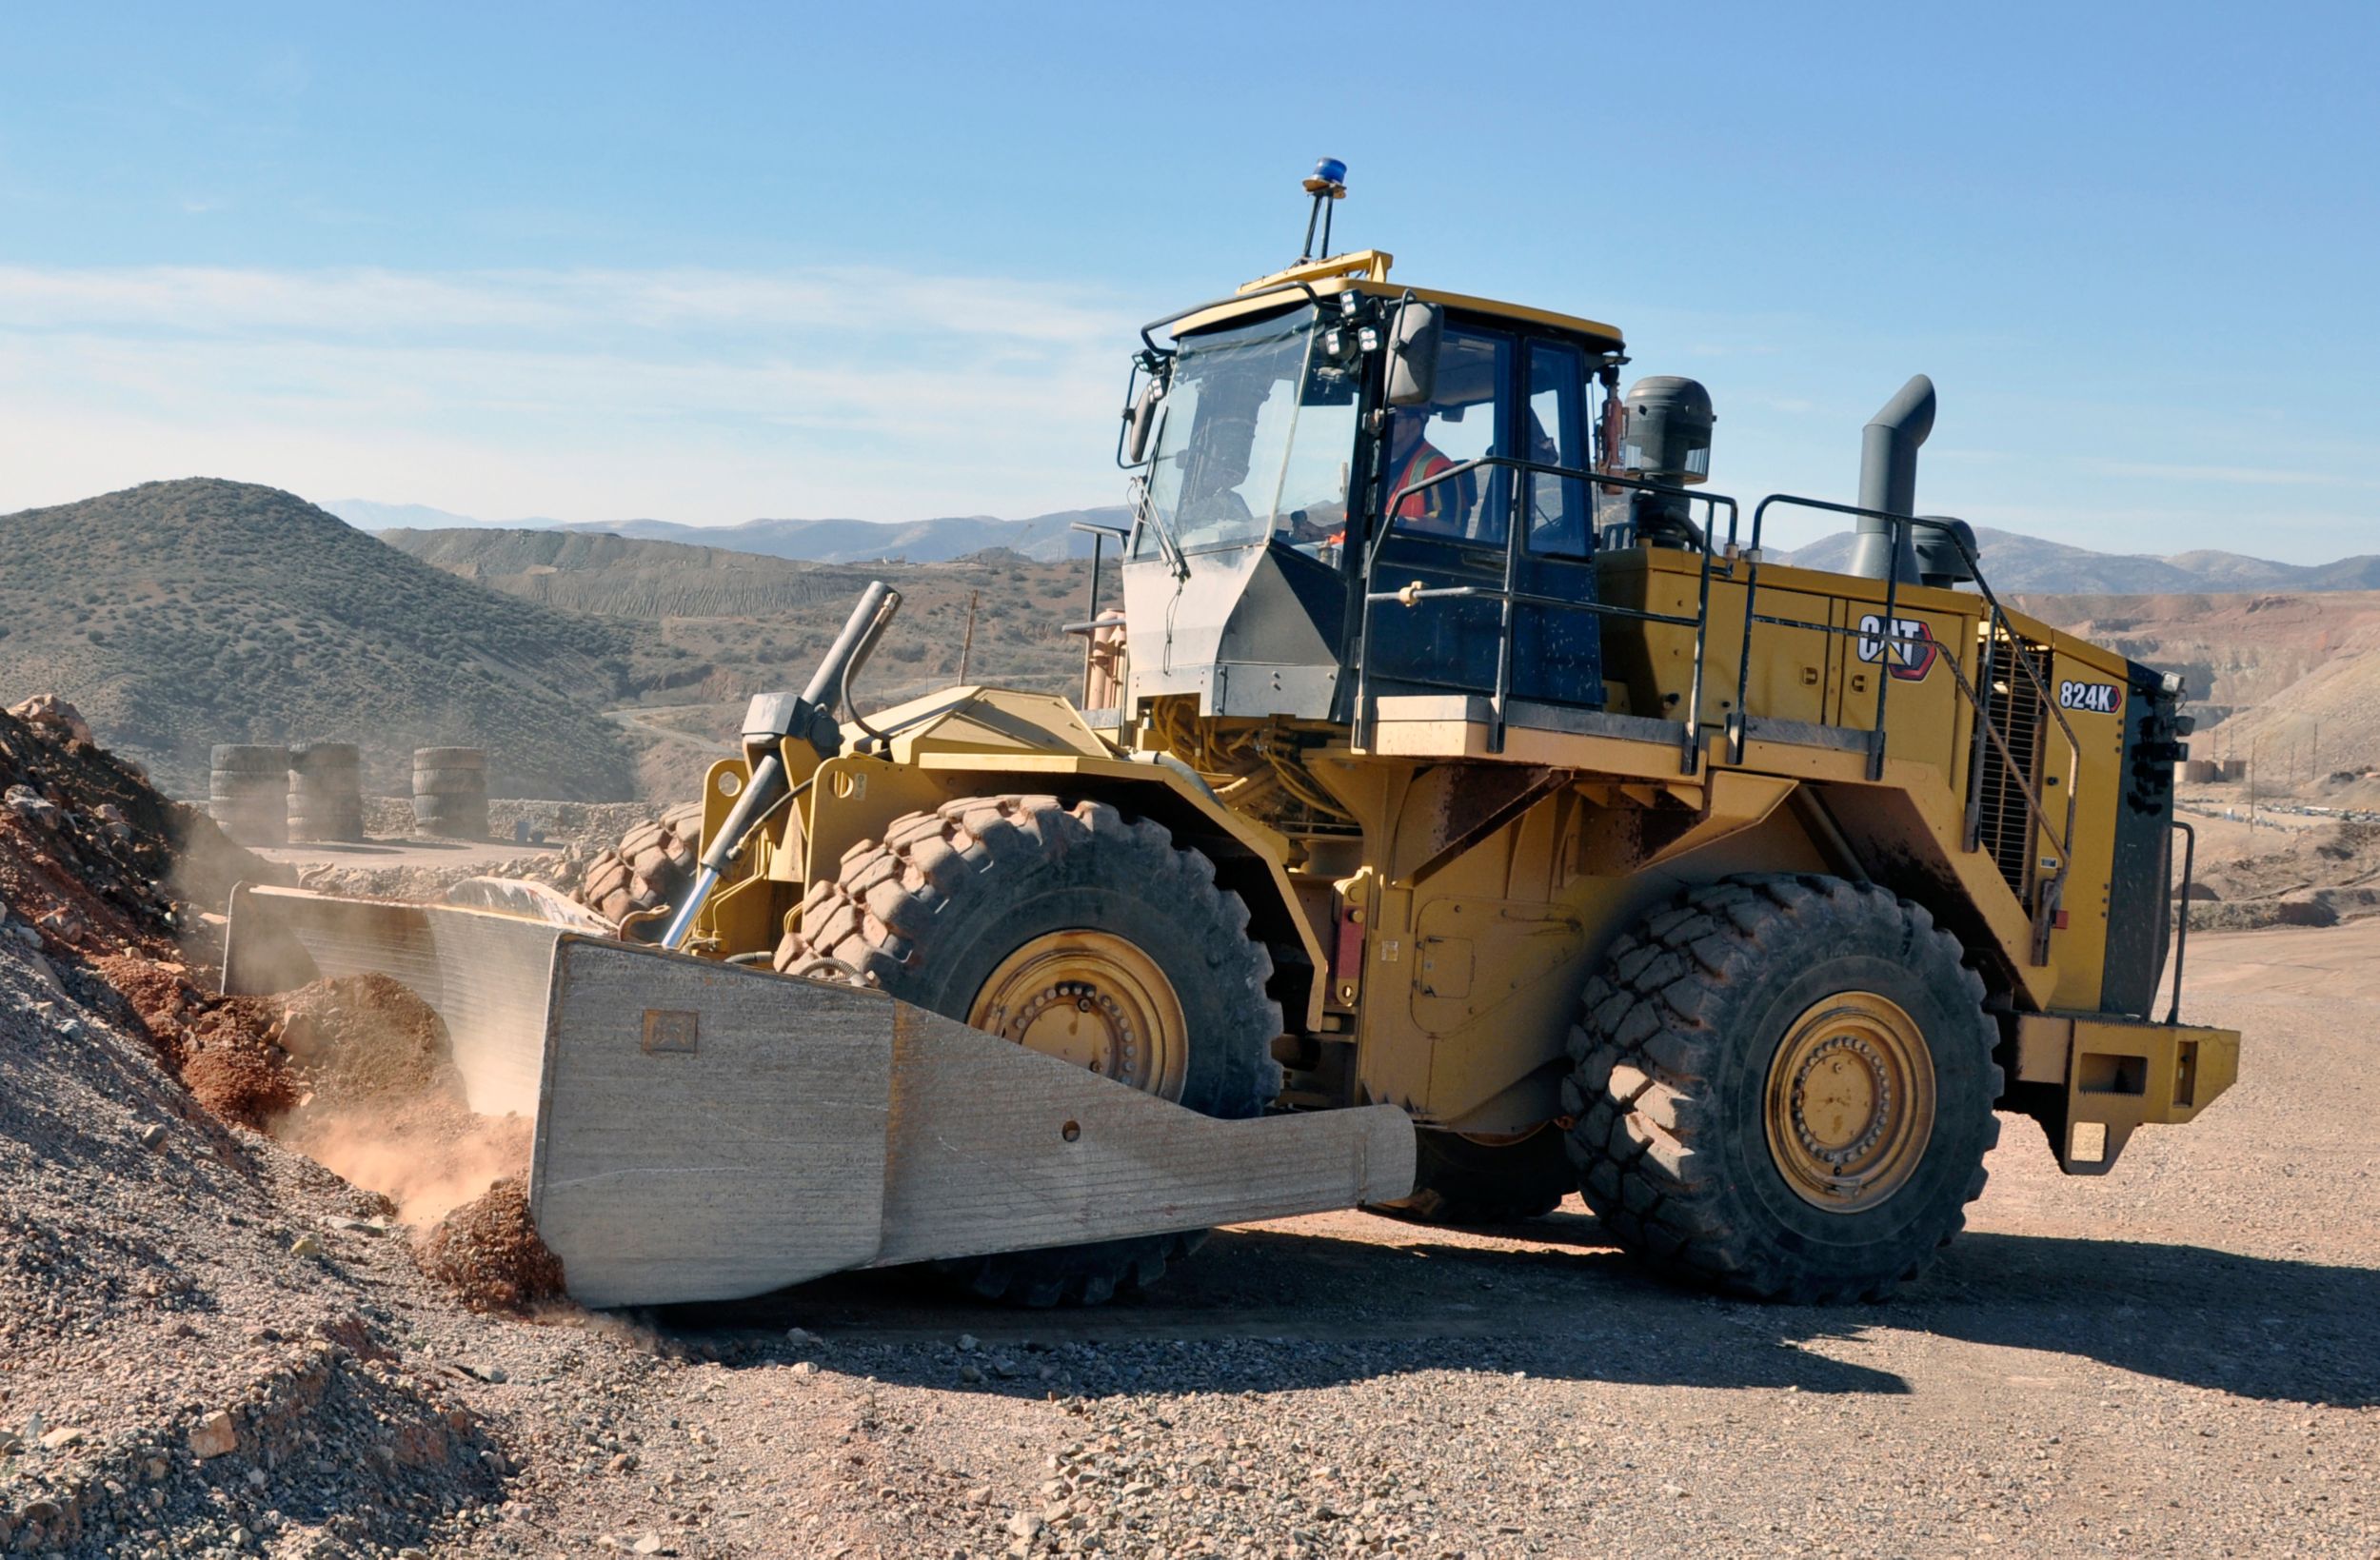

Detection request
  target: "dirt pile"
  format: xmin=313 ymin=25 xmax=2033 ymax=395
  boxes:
xmin=0 ymin=878 xmax=512 ymax=1554
xmin=258 ymin=974 xmax=537 ymax=1229
xmin=293 ymin=842 xmax=593 ymax=907
xmin=0 ymin=695 xmax=286 ymax=969
xmin=177 ymin=997 xmax=301 ymax=1126
xmin=3 ymin=695 xmax=543 ymax=1225
xmin=415 ymin=1176 xmax=567 ymax=1313
xmin=112 ymin=963 xmax=540 ymax=1234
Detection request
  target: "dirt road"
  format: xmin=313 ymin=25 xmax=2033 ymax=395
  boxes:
xmin=8 ymin=918 xmax=2374 ymax=1558
xmin=432 ymin=920 xmax=2374 ymax=1559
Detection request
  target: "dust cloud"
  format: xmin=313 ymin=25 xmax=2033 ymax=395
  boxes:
xmin=274 ymin=1104 xmax=534 ymax=1226
xmin=188 ymin=973 xmax=536 ymax=1227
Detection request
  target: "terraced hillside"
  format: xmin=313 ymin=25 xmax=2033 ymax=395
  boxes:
xmin=0 ymin=481 xmax=640 ymax=800
xmin=381 ymin=525 xmax=1113 ymax=798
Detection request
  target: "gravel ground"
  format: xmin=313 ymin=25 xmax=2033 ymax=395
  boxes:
xmin=7 ymin=916 xmax=2374 ymax=1558
xmin=2 ymin=696 xmax=2373 ymax=1559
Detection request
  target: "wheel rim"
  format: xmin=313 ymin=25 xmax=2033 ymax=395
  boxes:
xmin=967 ymin=931 xmax=1189 ymax=1099
xmin=1763 ymin=991 xmax=1936 ymax=1212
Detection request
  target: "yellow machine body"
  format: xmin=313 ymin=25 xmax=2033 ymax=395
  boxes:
xmin=679 ymin=546 xmax=2229 ymax=1175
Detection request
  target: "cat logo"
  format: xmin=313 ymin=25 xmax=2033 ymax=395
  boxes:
xmin=1856 ymin=614 xmax=1939 ymax=681
xmin=2058 ymin=679 xmax=2125 ymax=716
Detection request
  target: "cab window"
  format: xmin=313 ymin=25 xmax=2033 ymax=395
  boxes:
xmin=1387 ymin=326 xmax=1511 ymax=546
xmin=1523 ymin=341 xmax=1591 ymax=558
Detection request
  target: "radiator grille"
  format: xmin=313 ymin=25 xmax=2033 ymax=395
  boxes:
xmin=1973 ymin=635 xmax=2050 ymax=904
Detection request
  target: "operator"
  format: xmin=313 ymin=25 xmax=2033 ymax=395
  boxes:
xmin=1284 ymin=403 xmax=1470 ymax=557
xmin=1383 ymin=405 xmax=1467 ymax=538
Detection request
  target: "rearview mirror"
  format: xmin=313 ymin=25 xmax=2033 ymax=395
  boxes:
xmin=1383 ymin=300 xmax=1443 ymax=408
xmin=1122 ymin=375 xmax=1164 ymax=465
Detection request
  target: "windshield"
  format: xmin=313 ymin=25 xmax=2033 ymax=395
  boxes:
xmin=1137 ymin=309 xmax=1360 ymax=559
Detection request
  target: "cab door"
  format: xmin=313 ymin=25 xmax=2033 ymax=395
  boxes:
xmin=1508 ymin=340 xmax=1603 ymax=706
xmin=1360 ymin=327 xmax=1605 ymax=709
xmin=1359 ymin=323 xmax=1516 ymax=698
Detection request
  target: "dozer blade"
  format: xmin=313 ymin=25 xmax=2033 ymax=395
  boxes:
xmin=223 ymin=885 xmax=1417 ymax=1308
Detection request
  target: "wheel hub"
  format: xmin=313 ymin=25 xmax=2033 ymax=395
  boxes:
xmin=1764 ymin=992 xmax=1936 ymax=1212
xmin=967 ymin=931 xmax=1188 ymax=1099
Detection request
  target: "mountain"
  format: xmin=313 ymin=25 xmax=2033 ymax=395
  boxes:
xmin=543 ymin=507 xmax=1132 ymax=563
xmin=1780 ymin=526 xmax=2380 ymax=596
xmin=322 ymin=499 xmax=567 ymax=531
xmin=378 ymin=526 xmax=1111 ymax=798
xmin=0 ymin=481 xmax=639 ymax=800
xmin=327 ymin=495 xmax=1133 ymax=564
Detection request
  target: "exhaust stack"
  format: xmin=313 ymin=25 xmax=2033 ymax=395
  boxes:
xmin=1846 ymin=374 xmax=1936 ymax=582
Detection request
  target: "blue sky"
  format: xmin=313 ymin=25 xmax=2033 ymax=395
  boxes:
xmin=2 ymin=1 xmax=2373 ymax=557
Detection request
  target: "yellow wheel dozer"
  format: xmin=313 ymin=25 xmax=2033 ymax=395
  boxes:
xmin=228 ymin=178 xmax=2237 ymax=1309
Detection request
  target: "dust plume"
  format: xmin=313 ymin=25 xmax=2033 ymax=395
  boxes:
xmin=274 ymin=1103 xmax=534 ymax=1226
xmin=256 ymin=974 xmax=533 ymax=1224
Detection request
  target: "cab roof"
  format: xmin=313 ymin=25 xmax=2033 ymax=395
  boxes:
xmin=1160 ymin=249 xmax=1627 ymax=355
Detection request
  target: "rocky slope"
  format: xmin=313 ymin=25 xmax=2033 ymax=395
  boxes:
xmin=0 ymin=481 xmax=639 ymax=800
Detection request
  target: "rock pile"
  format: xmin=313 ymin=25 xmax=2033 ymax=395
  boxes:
xmin=415 ymin=1176 xmax=568 ymax=1313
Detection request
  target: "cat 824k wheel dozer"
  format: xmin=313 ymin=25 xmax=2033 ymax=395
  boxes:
xmin=227 ymin=164 xmax=2237 ymax=1309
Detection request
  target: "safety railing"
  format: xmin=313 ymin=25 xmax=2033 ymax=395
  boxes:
xmin=1352 ymin=471 xmax=2089 ymax=961
xmin=1353 ymin=454 xmax=1737 ymax=774
xmin=1064 ymin=519 xmax=1131 ymax=710
xmin=1735 ymin=495 xmax=2086 ymax=961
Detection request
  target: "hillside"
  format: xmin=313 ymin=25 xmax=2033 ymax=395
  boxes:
xmin=1785 ymin=525 xmax=2380 ymax=596
xmin=328 ymin=498 xmax=1132 ymax=563
xmin=379 ymin=526 xmax=1113 ymax=797
xmin=2022 ymin=589 xmax=2380 ymax=780
xmin=545 ymin=507 xmax=1130 ymax=563
xmin=0 ymin=481 xmax=639 ymax=800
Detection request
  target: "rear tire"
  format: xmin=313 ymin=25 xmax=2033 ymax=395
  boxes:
xmin=1563 ymin=874 xmax=2000 ymax=1303
xmin=774 ymin=794 xmax=1283 ymax=1306
xmin=576 ymin=801 xmax=704 ymax=939
xmin=1370 ymin=1128 xmax=1574 ymax=1226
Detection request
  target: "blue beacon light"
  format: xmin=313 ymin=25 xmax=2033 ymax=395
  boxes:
xmin=1298 ymin=158 xmax=1349 ymax=261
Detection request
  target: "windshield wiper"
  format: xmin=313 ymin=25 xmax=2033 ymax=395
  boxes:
xmin=1129 ymin=401 xmax=1189 ymax=579
xmin=1129 ymin=474 xmax=1189 ymax=580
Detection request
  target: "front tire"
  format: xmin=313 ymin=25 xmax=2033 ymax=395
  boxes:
xmin=1563 ymin=874 xmax=2001 ymax=1302
xmin=774 ymin=794 xmax=1283 ymax=1305
xmin=576 ymin=800 xmax=704 ymax=940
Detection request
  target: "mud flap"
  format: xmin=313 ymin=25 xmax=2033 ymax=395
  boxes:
xmin=224 ymin=886 xmax=1417 ymax=1308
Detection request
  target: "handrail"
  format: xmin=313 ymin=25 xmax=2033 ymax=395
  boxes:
xmin=1343 ymin=459 xmax=2081 ymax=962
xmin=1356 ymin=453 xmax=1735 ymax=773
xmin=1740 ymin=493 xmax=2084 ymax=960
xmin=2167 ymin=819 xmax=2196 ymax=1025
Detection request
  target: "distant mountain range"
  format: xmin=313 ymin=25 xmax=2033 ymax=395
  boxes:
xmin=325 ymin=499 xmax=569 ymax=531
xmin=326 ymin=499 xmax=1131 ymax=563
xmin=1781 ymin=526 xmax=2380 ymax=595
xmin=333 ymin=501 xmax=2375 ymax=592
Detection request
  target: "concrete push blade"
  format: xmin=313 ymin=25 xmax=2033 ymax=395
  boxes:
xmin=223 ymin=885 xmax=1417 ymax=1307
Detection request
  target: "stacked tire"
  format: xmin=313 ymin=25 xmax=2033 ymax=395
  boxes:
xmin=575 ymin=801 xmax=704 ymax=938
xmin=411 ymin=747 xmax=488 ymax=839
xmin=288 ymin=741 xmax=366 ymax=842
xmin=208 ymin=744 xmax=289 ymax=847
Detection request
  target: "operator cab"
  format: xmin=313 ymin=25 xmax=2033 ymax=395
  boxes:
xmin=1117 ymin=240 xmax=1683 ymax=726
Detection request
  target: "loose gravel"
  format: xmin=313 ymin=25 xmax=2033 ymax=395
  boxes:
xmin=4 ymin=698 xmax=2375 ymax=1557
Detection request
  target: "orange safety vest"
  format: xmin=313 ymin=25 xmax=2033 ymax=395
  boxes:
xmin=1390 ymin=443 xmax=1459 ymax=529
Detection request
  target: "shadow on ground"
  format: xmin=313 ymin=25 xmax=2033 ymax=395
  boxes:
xmin=651 ymin=1211 xmax=2380 ymax=1408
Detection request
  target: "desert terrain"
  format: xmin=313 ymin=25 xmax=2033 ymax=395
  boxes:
xmin=8 ymin=493 xmax=2380 ymax=1558
xmin=2 ymin=697 xmax=2375 ymax=1560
